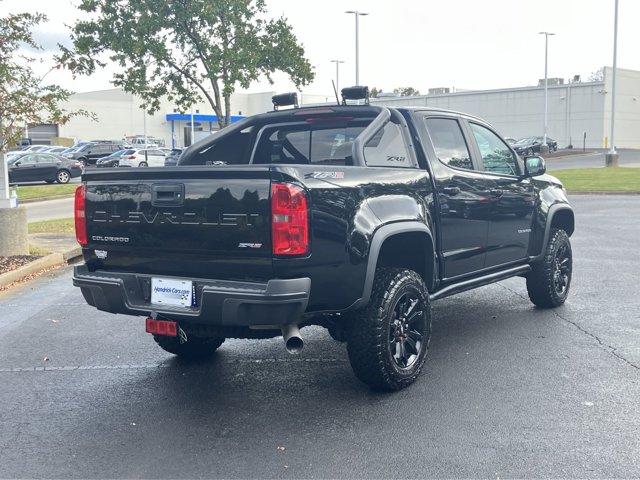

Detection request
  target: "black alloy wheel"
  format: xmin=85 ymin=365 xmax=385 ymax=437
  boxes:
xmin=552 ymin=241 xmax=571 ymax=296
xmin=389 ymin=292 xmax=426 ymax=369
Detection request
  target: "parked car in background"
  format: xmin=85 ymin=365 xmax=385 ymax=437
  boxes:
xmin=117 ymin=148 xmax=167 ymax=167
xmin=504 ymin=137 xmax=516 ymax=146
xmin=64 ymin=142 xmax=125 ymax=166
xmin=95 ymin=149 xmax=137 ymax=168
xmin=23 ymin=145 xmax=49 ymax=152
xmin=513 ymin=136 xmax=558 ymax=156
xmin=545 ymin=137 xmax=558 ymax=151
xmin=7 ymin=152 xmax=83 ymax=184
xmin=164 ymin=148 xmax=184 ymax=166
xmin=5 ymin=148 xmax=28 ymax=160
xmin=42 ymin=146 xmax=69 ymax=154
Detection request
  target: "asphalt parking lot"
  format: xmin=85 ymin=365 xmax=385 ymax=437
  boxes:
xmin=1 ymin=195 xmax=639 ymax=478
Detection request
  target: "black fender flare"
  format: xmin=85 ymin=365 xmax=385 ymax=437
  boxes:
xmin=350 ymin=221 xmax=435 ymax=310
xmin=531 ymin=203 xmax=574 ymax=262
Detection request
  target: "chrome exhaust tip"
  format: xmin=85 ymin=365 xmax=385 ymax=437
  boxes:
xmin=281 ymin=324 xmax=304 ymax=354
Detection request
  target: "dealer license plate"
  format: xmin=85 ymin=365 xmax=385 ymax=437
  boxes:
xmin=150 ymin=277 xmax=193 ymax=308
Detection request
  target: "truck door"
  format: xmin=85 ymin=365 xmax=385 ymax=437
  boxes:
xmin=466 ymin=121 xmax=535 ymax=267
xmin=421 ymin=116 xmax=490 ymax=279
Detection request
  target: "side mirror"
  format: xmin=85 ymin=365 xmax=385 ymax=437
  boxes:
xmin=13 ymin=161 xmax=21 ymax=166
xmin=524 ymin=155 xmax=546 ymax=177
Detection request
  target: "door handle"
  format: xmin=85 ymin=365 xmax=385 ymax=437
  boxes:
xmin=442 ymin=186 xmax=461 ymax=196
xmin=489 ymin=189 xmax=504 ymax=197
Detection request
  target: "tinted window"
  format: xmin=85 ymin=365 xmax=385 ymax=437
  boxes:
xmin=22 ymin=154 xmax=39 ymax=165
xmin=469 ymin=123 xmax=519 ymax=175
xmin=94 ymin=145 xmax=111 ymax=155
xmin=34 ymin=154 xmax=55 ymax=163
xmin=424 ymin=117 xmax=473 ymax=170
xmin=254 ymin=123 xmax=365 ymax=166
xmin=364 ymin=122 xmax=413 ymax=168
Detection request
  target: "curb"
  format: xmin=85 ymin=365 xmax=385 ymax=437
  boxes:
xmin=544 ymin=152 xmax=599 ymax=160
xmin=0 ymin=253 xmax=64 ymax=289
xmin=0 ymin=246 xmax=82 ymax=289
xmin=567 ymin=190 xmax=640 ymax=195
xmin=62 ymin=246 xmax=83 ymax=263
xmin=20 ymin=194 xmax=74 ymax=205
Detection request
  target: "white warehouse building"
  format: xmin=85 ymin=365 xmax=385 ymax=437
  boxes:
xmin=46 ymin=89 xmax=332 ymax=148
xmin=28 ymin=66 xmax=640 ymax=150
xmin=372 ymin=67 xmax=640 ymax=149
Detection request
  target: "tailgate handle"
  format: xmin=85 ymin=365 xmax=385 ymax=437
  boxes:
xmin=152 ymin=184 xmax=185 ymax=206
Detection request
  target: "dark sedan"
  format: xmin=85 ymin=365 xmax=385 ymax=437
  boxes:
xmin=164 ymin=148 xmax=184 ymax=166
xmin=513 ymin=136 xmax=558 ymax=156
xmin=8 ymin=152 xmax=83 ymax=184
xmin=95 ymin=149 xmax=136 ymax=168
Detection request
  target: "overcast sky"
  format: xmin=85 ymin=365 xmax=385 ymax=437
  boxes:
xmin=5 ymin=0 xmax=640 ymax=97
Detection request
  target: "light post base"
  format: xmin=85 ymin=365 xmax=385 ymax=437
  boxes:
xmin=0 ymin=206 xmax=29 ymax=256
xmin=605 ymin=153 xmax=619 ymax=167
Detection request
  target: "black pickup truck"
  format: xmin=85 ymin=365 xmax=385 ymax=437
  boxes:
xmin=73 ymin=87 xmax=574 ymax=391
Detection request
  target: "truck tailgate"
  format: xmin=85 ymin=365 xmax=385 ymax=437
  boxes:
xmin=83 ymin=166 xmax=273 ymax=281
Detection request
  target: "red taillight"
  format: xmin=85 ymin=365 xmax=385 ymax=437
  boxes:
xmin=271 ymin=182 xmax=309 ymax=256
xmin=74 ymin=184 xmax=87 ymax=246
xmin=145 ymin=318 xmax=177 ymax=337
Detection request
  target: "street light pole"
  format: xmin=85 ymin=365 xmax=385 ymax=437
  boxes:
xmin=330 ymin=60 xmax=345 ymax=93
xmin=609 ymin=0 xmax=619 ymax=156
xmin=345 ymin=11 xmax=368 ymax=85
xmin=539 ymin=32 xmax=555 ymax=147
xmin=190 ymin=104 xmax=195 ymax=146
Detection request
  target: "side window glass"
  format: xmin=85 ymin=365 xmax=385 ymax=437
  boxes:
xmin=363 ymin=122 xmax=413 ymax=168
xmin=21 ymin=155 xmax=36 ymax=165
xmin=469 ymin=123 xmax=519 ymax=175
xmin=424 ymin=117 xmax=473 ymax=170
xmin=266 ymin=129 xmax=310 ymax=164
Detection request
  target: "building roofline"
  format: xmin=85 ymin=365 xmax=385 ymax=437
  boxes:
xmin=371 ymin=80 xmax=605 ymax=102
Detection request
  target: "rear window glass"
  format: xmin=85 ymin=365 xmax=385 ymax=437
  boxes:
xmin=253 ymin=123 xmax=366 ymax=166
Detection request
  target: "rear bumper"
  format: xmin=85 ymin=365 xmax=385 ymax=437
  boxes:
xmin=73 ymin=265 xmax=310 ymax=326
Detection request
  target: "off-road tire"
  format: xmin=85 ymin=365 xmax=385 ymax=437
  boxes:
xmin=153 ymin=335 xmax=224 ymax=360
xmin=346 ymin=268 xmax=432 ymax=391
xmin=526 ymin=229 xmax=572 ymax=308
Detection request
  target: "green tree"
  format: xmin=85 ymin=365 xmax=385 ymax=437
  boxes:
xmin=0 ymin=10 xmax=88 ymax=152
xmin=60 ymin=0 xmax=315 ymax=128
xmin=393 ymin=87 xmax=420 ymax=97
xmin=369 ymin=87 xmax=382 ymax=98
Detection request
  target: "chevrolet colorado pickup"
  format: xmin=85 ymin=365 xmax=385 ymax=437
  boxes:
xmin=73 ymin=87 xmax=574 ymax=391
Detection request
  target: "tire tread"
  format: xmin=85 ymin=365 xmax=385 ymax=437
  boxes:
xmin=346 ymin=268 xmax=431 ymax=391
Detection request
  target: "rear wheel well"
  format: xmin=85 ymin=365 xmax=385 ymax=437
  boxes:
xmin=375 ymin=232 xmax=435 ymax=290
xmin=551 ymin=209 xmax=574 ymax=236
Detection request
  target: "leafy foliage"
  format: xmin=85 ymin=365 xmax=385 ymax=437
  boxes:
xmin=369 ymin=86 xmax=420 ymax=98
xmin=393 ymin=87 xmax=420 ymax=97
xmin=369 ymin=87 xmax=382 ymax=98
xmin=588 ymin=68 xmax=604 ymax=83
xmin=61 ymin=0 xmax=315 ymax=128
xmin=0 ymin=9 xmax=89 ymax=152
